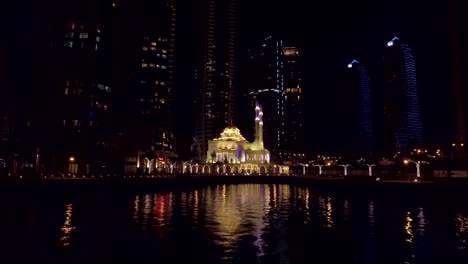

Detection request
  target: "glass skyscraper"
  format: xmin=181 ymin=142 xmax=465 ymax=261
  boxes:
xmin=380 ymin=36 xmax=423 ymax=157
xmin=191 ymin=0 xmax=236 ymax=162
xmin=347 ymin=59 xmax=374 ymax=158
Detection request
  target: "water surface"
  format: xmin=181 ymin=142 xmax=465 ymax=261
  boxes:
xmin=1 ymin=184 xmax=468 ymax=263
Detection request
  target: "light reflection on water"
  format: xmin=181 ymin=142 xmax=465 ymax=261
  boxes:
xmin=6 ymin=184 xmax=468 ymax=263
xmin=456 ymin=213 xmax=468 ymax=251
xmin=59 ymin=203 xmax=75 ymax=247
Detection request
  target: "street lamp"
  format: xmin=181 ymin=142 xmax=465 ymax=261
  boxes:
xmin=69 ymin=157 xmax=75 ymax=162
xmin=404 ymin=159 xmax=429 ymax=180
xmin=365 ymin=164 xmax=376 ymax=176
xmin=314 ymin=164 xmax=323 ymax=175
xmin=339 ymin=164 xmax=351 ymax=176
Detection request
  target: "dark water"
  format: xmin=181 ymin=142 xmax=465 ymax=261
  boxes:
xmin=1 ymin=184 xmax=468 ymax=263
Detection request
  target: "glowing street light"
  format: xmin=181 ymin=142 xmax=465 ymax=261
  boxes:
xmin=404 ymin=159 xmax=429 ymax=179
xmin=314 ymin=164 xmax=324 ymax=175
xmin=69 ymin=157 xmax=75 ymax=162
xmin=365 ymin=164 xmax=376 ymax=176
xmin=339 ymin=164 xmax=351 ymax=176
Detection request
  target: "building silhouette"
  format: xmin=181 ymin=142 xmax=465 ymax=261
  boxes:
xmin=191 ymin=0 xmax=236 ymax=162
xmin=346 ymin=59 xmax=374 ymax=158
xmin=29 ymin=0 xmax=116 ymax=174
xmin=282 ymin=46 xmax=305 ymax=163
xmin=122 ymin=0 xmax=177 ymax=173
xmin=246 ymin=36 xmax=304 ymax=164
xmin=378 ymin=36 xmax=423 ymax=157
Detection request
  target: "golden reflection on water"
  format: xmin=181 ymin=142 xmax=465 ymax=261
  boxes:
xmin=59 ymin=203 xmax=75 ymax=247
xmin=456 ymin=213 xmax=468 ymax=250
xmin=405 ymin=211 xmax=414 ymax=243
xmin=326 ymin=197 xmax=334 ymax=228
xmin=206 ymin=184 xmax=277 ymax=260
xmin=318 ymin=196 xmax=334 ymax=228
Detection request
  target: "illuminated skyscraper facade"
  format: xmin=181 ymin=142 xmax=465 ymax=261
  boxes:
xmin=282 ymin=46 xmax=305 ymax=163
xmin=347 ymin=59 xmax=374 ymax=158
xmin=191 ymin=0 xmax=236 ymax=161
xmin=247 ymin=36 xmax=284 ymax=162
xmin=127 ymin=0 xmax=177 ymax=173
xmin=379 ymin=36 xmax=423 ymax=157
xmin=246 ymin=36 xmax=304 ymax=163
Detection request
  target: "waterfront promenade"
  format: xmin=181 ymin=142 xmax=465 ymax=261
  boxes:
xmin=3 ymin=174 xmax=468 ymax=198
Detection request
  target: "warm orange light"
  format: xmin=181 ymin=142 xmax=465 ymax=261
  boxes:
xmin=404 ymin=160 xmax=409 ymax=164
xmin=69 ymin=157 xmax=75 ymax=162
xmin=461 ymin=143 xmax=465 ymax=147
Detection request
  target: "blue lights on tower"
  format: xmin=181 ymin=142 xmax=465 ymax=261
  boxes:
xmin=348 ymin=59 xmax=374 ymax=157
xmin=384 ymin=36 xmax=423 ymax=154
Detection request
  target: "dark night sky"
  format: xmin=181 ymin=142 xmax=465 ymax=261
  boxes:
xmin=6 ymin=0 xmax=454 ymax=159
xmin=177 ymin=0 xmax=453 ymax=158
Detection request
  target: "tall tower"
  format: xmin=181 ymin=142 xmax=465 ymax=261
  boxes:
xmin=130 ymin=0 xmax=177 ymax=172
xmin=191 ymin=0 xmax=236 ymax=161
xmin=380 ymin=36 xmax=423 ymax=157
xmin=254 ymin=102 xmax=264 ymax=149
xmin=37 ymin=0 xmax=114 ymax=174
xmin=247 ymin=36 xmax=304 ymax=163
xmin=282 ymin=46 xmax=305 ymax=163
xmin=347 ymin=59 xmax=374 ymax=158
xmin=247 ymin=36 xmax=284 ymax=161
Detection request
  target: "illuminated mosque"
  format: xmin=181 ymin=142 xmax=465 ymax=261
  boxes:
xmin=200 ymin=102 xmax=289 ymax=175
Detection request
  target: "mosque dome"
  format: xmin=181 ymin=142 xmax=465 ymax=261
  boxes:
xmin=215 ymin=126 xmax=247 ymax=142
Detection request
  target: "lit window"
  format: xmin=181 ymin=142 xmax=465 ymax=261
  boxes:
xmin=89 ymin=121 xmax=93 ymax=126
xmin=64 ymin=88 xmax=68 ymax=95
xmin=160 ymin=99 xmax=165 ymax=104
xmin=151 ymin=42 xmax=157 ymax=46
xmin=141 ymin=63 xmax=148 ymax=68
xmin=149 ymin=63 xmax=156 ymax=68
xmin=150 ymin=47 xmax=156 ymax=51
xmin=96 ymin=36 xmax=100 ymax=42
xmin=161 ymin=49 xmax=167 ymax=53
xmin=64 ymin=41 xmax=73 ymax=48
xmin=65 ymin=32 xmax=74 ymax=38
xmin=79 ymin=33 xmax=88 ymax=39
xmin=160 ymin=82 xmax=165 ymax=86
xmin=63 ymin=120 xmax=66 ymax=126
xmin=162 ymin=54 xmax=167 ymax=58
xmin=161 ymin=65 xmax=167 ymax=69
xmin=143 ymin=46 xmax=148 ymax=51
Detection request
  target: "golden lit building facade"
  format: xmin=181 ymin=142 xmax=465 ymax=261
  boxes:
xmin=199 ymin=103 xmax=288 ymax=175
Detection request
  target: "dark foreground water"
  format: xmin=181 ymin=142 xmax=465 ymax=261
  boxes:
xmin=2 ymin=184 xmax=468 ymax=263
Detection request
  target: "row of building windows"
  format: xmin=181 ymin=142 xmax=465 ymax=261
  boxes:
xmin=63 ymin=120 xmax=94 ymax=127
xmin=285 ymin=87 xmax=302 ymax=93
xmin=141 ymin=63 xmax=167 ymax=69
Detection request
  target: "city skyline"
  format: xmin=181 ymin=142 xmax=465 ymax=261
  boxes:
xmin=1 ymin=0 xmax=465 ymax=173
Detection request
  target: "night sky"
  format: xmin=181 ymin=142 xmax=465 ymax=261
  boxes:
xmin=4 ymin=0 xmax=455 ymax=160
xmin=177 ymin=0 xmax=453 ymax=158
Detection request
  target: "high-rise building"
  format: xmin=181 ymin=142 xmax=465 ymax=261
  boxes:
xmin=282 ymin=46 xmax=305 ymax=163
xmin=346 ymin=59 xmax=374 ymax=158
xmin=123 ymin=0 xmax=177 ymax=173
xmin=35 ymin=0 xmax=115 ymax=174
xmin=448 ymin=0 xmax=468 ymax=162
xmin=246 ymin=36 xmax=304 ymax=163
xmin=191 ymin=0 xmax=236 ymax=161
xmin=247 ymin=36 xmax=284 ymax=162
xmin=379 ymin=36 xmax=423 ymax=157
